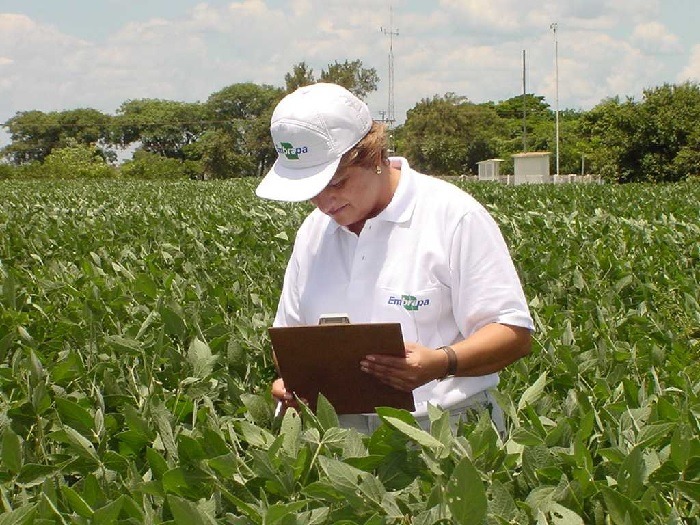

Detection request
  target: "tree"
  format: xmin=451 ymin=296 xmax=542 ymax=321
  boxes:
xmin=112 ymin=99 xmax=207 ymax=159
xmin=637 ymin=82 xmax=700 ymax=182
xmin=119 ymin=150 xmax=194 ymax=179
xmin=579 ymin=96 xmax=639 ymax=182
xmin=580 ymin=82 xmax=700 ymax=182
xmin=285 ymin=62 xmax=315 ymax=93
xmin=40 ymin=141 xmax=114 ymax=178
xmin=183 ymin=130 xmax=256 ymax=179
xmin=190 ymin=83 xmax=284 ymax=177
xmin=398 ymin=94 xmax=506 ymax=176
xmin=1 ymin=108 xmax=112 ymax=164
xmin=319 ymin=60 xmax=379 ymax=99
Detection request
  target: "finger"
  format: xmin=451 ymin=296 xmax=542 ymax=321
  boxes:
xmin=364 ymin=354 xmax=405 ymax=367
xmin=361 ymin=357 xmax=406 ymax=374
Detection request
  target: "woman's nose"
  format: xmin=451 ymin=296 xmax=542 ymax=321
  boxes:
xmin=311 ymin=187 xmax=334 ymax=210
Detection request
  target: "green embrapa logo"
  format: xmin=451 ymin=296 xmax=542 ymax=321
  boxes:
xmin=276 ymin=142 xmax=309 ymax=160
xmin=388 ymin=295 xmax=431 ymax=311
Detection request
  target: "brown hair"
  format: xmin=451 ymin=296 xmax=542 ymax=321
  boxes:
xmin=336 ymin=121 xmax=388 ymax=172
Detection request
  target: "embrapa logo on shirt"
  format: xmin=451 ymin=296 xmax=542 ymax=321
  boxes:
xmin=276 ymin=142 xmax=309 ymax=160
xmin=388 ymin=295 xmax=430 ymax=311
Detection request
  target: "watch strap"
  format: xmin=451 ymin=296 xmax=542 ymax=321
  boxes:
xmin=438 ymin=345 xmax=458 ymax=378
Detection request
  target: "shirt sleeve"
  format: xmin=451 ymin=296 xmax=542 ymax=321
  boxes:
xmin=449 ymin=206 xmax=534 ymax=337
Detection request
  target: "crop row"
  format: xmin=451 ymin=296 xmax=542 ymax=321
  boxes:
xmin=0 ymin=179 xmax=698 ymax=524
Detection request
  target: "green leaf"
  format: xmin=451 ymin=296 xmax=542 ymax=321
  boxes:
xmin=151 ymin=400 xmax=178 ymax=459
xmin=635 ymin=422 xmax=675 ymax=448
xmin=28 ymin=349 xmax=43 ymax=383
xmin=241 ymin=393 xmax=273 ymax=427
xmin=55 ymin=397 xmax=95 ymax=434
xmin=120 ymin=495 xmax=146 ymax=522
xmin=316 ymin=393 xmax=339 ymax=430
xmin=136 ymin=310 xmax=159 ymax=340
xmin=177 ymin=434 xmax=207 ymax=464
xmin=547 ymin=502 xmax=584 ymax=525
xmin=115 ymin=430 xmax=151 ymax=455
xmin=15 ymin=463 xmax=58 ymax=488
xmin=510 ymin=427 xmax=545 ymax=446
xmin=207 ymin=452 xmax=239 ymax=478
xmin=226 ymin=336 xmax=247 ymax=373
xmin=187 ymin=337 xmax=217 ymax=379
xmin=0 ymin=504 xmax=37 ymax=525
xmin=670 ymin=424 xmax=692 ymax=470
xmin=102 ymin=450 xmax=131 ymax=476
xmin=264 ymin=501 xmax=308 ymax=524
xmin=50 ymin=351 xmax=85 ymax=386
xmin=162 ymin=468 xmax=213 ymax=500
xmin=62 ymin=426 xmax=99 ymax=463
xmin=317 ymin=456 xmax=366 ymax=493
xmin=600 ymin=486 xmax=645 ymax=525
xmin=92 ymin=495 xmax=125 ymax=524
xmin=487 ymin=480 xmax=522 ymax=523
xmin=105 ymin=335 xmax=141 ymax=353
xmin=518 ymin=371 xmax=548 ymax=411
xmin=617 ymin=445 xmax=645 ymax=500
xmin=161 ymin=306 xmax=187 ymax=338
xmin=2 ymin=427 xmax=23 ymax=474
xmin=123 ymin=403 xmax=154 ymax=438
xmin=236 ymin=420 xmax=274 ymax=448
xmin=147 ymin=447 xmax=170 ymax=480
xmin=167 ymin=494 xmax=217 ymax=525
xmin=302 ymin=480 xmax=344 ymax=502
xmin=674 ymin=481 xmax=700 ymax=505
xmin=280 ymin=408 xmax=301 ymax=457
xmin=380 ymin=415 xmax=444 ymax=450
xmin=446 ymin=456 xmax=487 ymax=525
xmin=61 ymin=485 xmax=94 ymax=518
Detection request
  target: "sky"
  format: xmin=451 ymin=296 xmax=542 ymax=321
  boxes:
xmin=1 ymin=0 xmax=699 ymax=150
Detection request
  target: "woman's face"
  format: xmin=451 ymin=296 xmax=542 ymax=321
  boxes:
xmin=310 ymin=164 xmax=388 ymax=233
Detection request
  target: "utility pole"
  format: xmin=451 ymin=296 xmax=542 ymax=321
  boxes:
xmin=522 ymin=49 xmax=528 ymax=152
xmin=550 ymin=22 xmax=560 ymax=177
xmin=381 ymin=3 xmax=399 ymax=151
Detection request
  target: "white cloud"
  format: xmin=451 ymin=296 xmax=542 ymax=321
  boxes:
xmin=678 ymin=44 xmax=700 ymax=83
xmin=0 ymin=0 xmax=693 ymax=151
xmin=437 ymin=0 xmax=521 ymax=31
xmin=632 ymin=22 xmax=682 ymax=54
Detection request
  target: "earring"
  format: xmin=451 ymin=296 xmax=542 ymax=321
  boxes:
xmin=376 ymin=165 xmax=382 ymax=175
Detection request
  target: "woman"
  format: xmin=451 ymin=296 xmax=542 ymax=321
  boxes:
xmin=256 ymin=83 xmax=533 ymax=434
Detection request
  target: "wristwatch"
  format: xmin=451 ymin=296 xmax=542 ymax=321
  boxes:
xmin=437 ymin=345 xmax=458 ymax=379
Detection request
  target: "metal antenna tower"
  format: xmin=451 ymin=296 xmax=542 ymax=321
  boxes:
xmin=380 ymin=5 xmax=399 ymax=129
xmin=550 ymin=22 xmax=560 ymax=177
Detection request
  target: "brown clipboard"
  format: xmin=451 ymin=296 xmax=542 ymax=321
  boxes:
xmin=269 ymin=323 xmax=415 ymax=414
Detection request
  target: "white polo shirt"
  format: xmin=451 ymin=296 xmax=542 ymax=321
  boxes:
xmin=274 ymin=157 xmax=534 ymax=417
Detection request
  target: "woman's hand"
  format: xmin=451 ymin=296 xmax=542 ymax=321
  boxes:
xmin=271 ymin=377 xmax=299 ymax=413
xmin=360 ymin=342 xmax=447 ymax=392
xmin=360 ymin=324 xmax=532 ymax=392
xmin=272 ymin=377 xmax=309 ymax=414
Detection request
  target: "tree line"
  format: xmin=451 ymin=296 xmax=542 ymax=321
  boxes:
xmin=1 ymin=58 xmax=699 ymax=183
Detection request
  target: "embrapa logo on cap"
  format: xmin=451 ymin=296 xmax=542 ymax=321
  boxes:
xmin=276 ymin=142 xmax=309 ymax=160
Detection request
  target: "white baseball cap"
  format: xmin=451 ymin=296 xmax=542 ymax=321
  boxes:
xmin=255 ymin=83 xmax=373 ymax=202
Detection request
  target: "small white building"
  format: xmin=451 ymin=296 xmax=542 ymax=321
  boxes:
xmin=477 ymin=159 xmax=504 ymax=181
xmin=512 ymin=152 xmax=551 ymax=185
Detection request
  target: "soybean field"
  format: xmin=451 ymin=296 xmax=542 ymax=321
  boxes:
xmin=0 ymin=178 xmax=698 ymax=524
